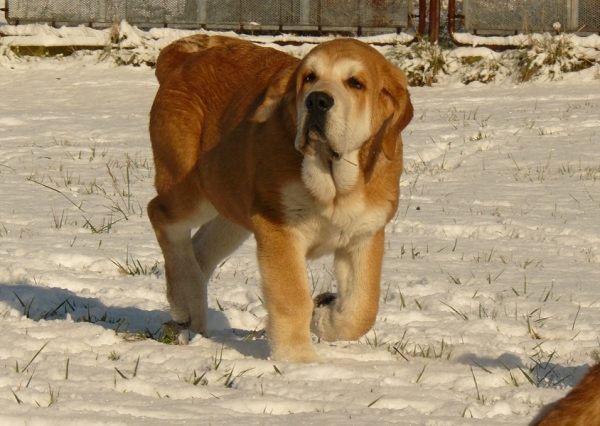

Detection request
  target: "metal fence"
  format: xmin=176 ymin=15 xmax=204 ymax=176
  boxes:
xmin=463 ymin=0 xmax=600 ymax=33
xmin=5 ymin=0 xmax=599 ymax=39
xmin=4 ymin=0 xmax=413 ymax=31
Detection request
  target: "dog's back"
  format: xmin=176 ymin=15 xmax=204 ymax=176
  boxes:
xmin=531 ymin=363 xmax=600 ymax=426
xmin=155 ymin=35 xmax=253 ymax=85
xmin=149 ymin=35 xmax=299 ymax=196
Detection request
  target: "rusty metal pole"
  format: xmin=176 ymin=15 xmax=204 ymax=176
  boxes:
xmin=418 ymin=0 xmax=427 ymax=37
xmin=429 ymin=0 xmax=440 ymax=43
xmin=448 ymin=0 xmax=456 ymax=40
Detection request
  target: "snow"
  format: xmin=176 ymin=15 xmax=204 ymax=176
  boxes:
xmin=1 ymin=25 xmax=600 ymax=425
xmin=0 ymin=23 xmax=113 ymax=47
xmin=453 ymin=31 xmax=600 ymax=49
xmin=0 ymin=21 xmax=414 ymax=48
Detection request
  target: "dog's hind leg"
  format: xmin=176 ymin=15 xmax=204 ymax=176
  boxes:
xmin=192 ymin=215 xmax=251 ymax=286
xmin=148 ymin=196 xmax=218 ymax=336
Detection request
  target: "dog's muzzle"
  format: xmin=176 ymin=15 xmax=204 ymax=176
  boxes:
xmin=299 ymin=91 xmax=341 ymax=161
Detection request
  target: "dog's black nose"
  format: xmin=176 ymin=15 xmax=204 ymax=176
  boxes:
xmin=306 ymin=91 xmax=334 ymax=114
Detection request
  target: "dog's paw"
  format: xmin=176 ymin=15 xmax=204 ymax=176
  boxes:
xmin=270 ymin=345 xmax=321 ymax=363
xmin=311 ymin=307 xmax=333 ymax=341
xmin=164 ymin=321 xmax=204 ymax=345
xmin=311 ymin=292 xmax=338 ymax=340
xmin=177 ymin=326 xmax=204 ymax=345
xmin=178 ymin=328 xmax=191 ymax=345
xmin=313 ymin=292 xmax=337 ymax=308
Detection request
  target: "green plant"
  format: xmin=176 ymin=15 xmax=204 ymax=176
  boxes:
xmin=513 ymin=33 xmax=592 ymax=82
xmin=392 ymin=332 xmax=453 ymax=361
xmin=183 ymin=370 xmax=208 ymax=386
xmin=109 ymin=248 xmax=160 ymax=277
xmin=387 ymin=39 xmax=448 ymax=86
xmin=361 ymin=330 xmax=389 ymax=348
xmin=15 ymin=342 xmax=49 ymax=374
xmin=461 ymin=56 xmax=503 ymax=85
xmin=13 ymin=292 xmax=35 ymax=319
xmin=47 ymin=384 xmax=60 ymax=406
xmin=51 ymin=208 xmax=69 ymax=229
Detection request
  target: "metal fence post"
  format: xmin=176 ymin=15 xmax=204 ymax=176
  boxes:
xmin=448 ymin=0 xmax=458 ymax=42
xmin=418 ymin=0 xmax=427 ymax=36
xmin=429 ymin=0 xmax=440 ymax=42
xmin=98 ymin=0 xmax=105 ymax=22
xmin=197 ymin=0 xmax=206 ymax=25
xmin=567 ymin=0 xmax=579 ymax=31
xmin=300 ymin=0 xmax=310 ymax=26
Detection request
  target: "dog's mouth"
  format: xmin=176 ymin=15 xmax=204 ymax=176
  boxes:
xmin=299 ymin=123 xmax=342 ymax=163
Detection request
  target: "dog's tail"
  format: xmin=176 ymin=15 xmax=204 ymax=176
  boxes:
xmin=155 ymin=35 xmax=253 ymax=85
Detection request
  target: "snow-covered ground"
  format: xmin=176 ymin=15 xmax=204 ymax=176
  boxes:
xmin=1 ymin=26 xmax=600 ymax=425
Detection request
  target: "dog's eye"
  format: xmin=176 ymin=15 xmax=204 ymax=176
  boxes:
xmin=347 ymin=77 xmax=364 ymax=90
xmin=304 ymin=72 xmax=316 ymax=84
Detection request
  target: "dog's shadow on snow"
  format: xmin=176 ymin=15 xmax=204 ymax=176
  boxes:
xmin=457 ymin=352 xmax=589 ymax=389
xmin=0 ymin=282 xmax=169 ymax=330
xmin=0 ymin=282 xmax=269 ymax=359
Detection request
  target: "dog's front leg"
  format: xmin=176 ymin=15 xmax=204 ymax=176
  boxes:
xmin=254 ymin=219 xmax=318 ymax=363
xmin=311 ymin=229 xmax=384 ymax=341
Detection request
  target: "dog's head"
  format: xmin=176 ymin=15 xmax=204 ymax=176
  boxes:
xmin=253 ymin=39 xmax=413 ymax=199
xmin=293 ymin=39 xmax=412 ymax=162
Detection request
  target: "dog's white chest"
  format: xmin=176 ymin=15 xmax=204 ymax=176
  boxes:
xmin=281 ymin=182 xmax=387 ymax=256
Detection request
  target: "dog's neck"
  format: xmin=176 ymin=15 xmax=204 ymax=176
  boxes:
xmin=300 ymin=148 xmax=362 ymax=204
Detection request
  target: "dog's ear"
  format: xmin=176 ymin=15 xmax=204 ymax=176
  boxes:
xmin=379 ymin=66 xmax=413 ymax=160
xmin=252 ymin=65 xmax=297 ymax=123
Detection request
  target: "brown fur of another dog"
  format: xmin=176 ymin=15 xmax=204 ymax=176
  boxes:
xmin=148 ymin=35 xmax=413 ymax=362
xmin=531 ymin=363 xmax=600 ymax=426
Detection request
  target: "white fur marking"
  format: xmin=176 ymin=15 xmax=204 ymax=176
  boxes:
xmin=281 ymin=182 xmax=388 ymax=257
xmin=332 ymin=150 xmax=360 ymax=194
xmin=301 ymin=156 xmax=336 ymax=203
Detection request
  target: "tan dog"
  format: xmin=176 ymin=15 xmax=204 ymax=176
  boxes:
xmin=531 ymin=363 xmax=600 ymax=426
xmin=148 ymin=35 xmax=413 ymax=362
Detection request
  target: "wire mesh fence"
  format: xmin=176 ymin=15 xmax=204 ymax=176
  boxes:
xmin=463 ymin=0 xmax=600 ymax=33
xmin=578 ymin=0 xmax=600 ymax=32
xmin=4 ymin=0 xmax=414 ymax=31
xmin=5 ymin=0 xmax=598 ymax=36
